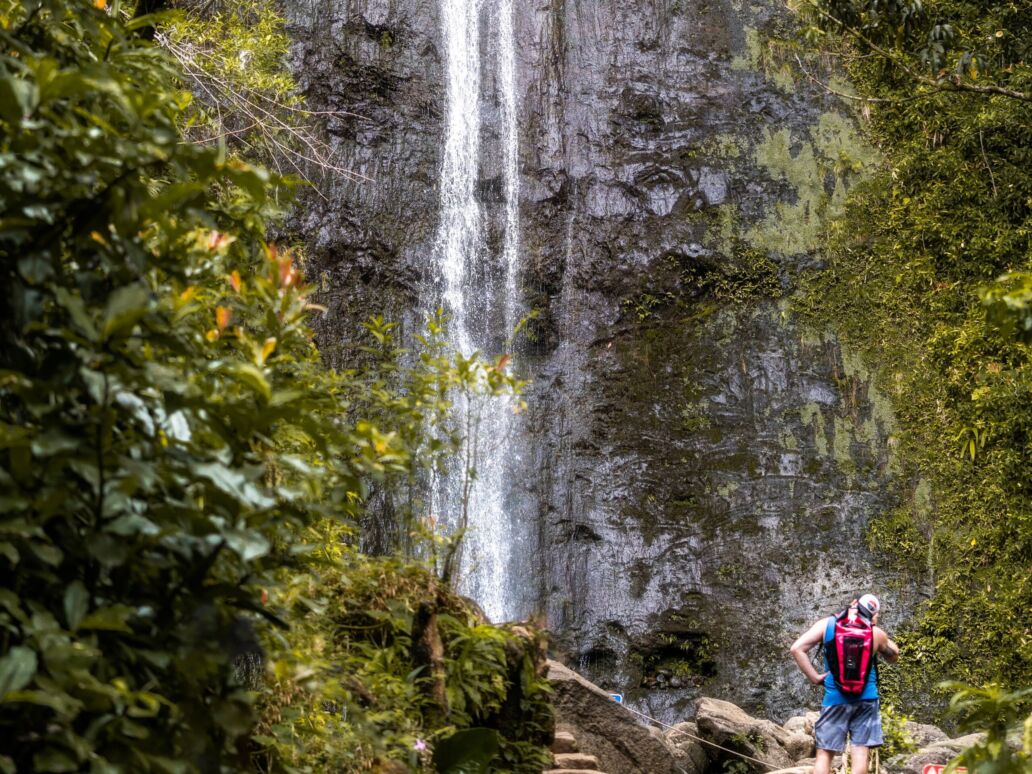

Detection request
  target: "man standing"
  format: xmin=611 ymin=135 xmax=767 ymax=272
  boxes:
xmin=789 ymin=594 xmax=900 ymax=774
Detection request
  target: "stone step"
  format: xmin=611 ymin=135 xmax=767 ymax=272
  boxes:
xmin=551 ymin=730 xmax=578 ymax=754
xmin=552 ymin=752 xmax=599 ymax=770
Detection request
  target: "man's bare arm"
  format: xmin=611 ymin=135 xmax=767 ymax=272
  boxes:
xmin=789 ymin=618 xmax=830 ymax=685
xmin=875 ymin=626 xmax=900 ymax=664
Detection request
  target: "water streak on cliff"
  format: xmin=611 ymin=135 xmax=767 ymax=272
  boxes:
xmin=431 ymin=0 xmax=523 ymax=622
xmin=499 ymin=0 xmax=520 ymax=330
xmin=435 ymin=0 xmax=481 ymax=354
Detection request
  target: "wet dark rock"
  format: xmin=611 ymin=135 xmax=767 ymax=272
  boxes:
xmin=284 ymin=0 xmax=918 ymax=719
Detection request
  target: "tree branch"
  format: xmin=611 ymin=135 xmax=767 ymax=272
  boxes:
xmin=792 ymin=53 xmax=927 ymax=104
xmin=800 ymin=0 xmax=1032 ymax=103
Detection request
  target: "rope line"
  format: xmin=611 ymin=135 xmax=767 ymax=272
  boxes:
xmin=620 ymin=704 xmax=782 ymax=771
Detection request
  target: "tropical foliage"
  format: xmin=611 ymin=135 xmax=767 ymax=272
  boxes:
xmin=797 ymin=0 xmax=1032 ymax=101
xmin=161 ymin=0 xmax=351 ymax=191
xmin=0 ymin=1 xmax=550 ymax=772
xmin=795 ymin=0 xmax=1032 ymax=710
xmin=256 ymin=549 xmax=552 ymax=773
xmin=942 ymin=682 xmax=1032 ymax=774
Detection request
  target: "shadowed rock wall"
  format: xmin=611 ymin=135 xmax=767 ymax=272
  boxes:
xmin=284 ymin=0 xmax=920 ymax=720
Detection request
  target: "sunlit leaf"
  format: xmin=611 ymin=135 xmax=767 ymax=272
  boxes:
xmin=0 ymin=647 xmax=37 ymax=697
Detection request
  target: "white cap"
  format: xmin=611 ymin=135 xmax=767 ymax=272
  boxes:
xmin=858 ymin=594 xmax=880 ymax=619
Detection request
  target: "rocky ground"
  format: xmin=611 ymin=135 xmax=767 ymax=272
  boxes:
xmin=547 ymin=660 xmax=986 ymax=774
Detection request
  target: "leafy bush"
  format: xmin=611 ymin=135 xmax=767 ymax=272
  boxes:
xmin=0 ymin=2 xmax=548 ymax=772
xmin=879 ymin=703 xmax=919 ymax=759
xmin=0 ymin=1 xmax=307 ymax=768
xmin=254 ymin=550 xmax=553 ymax=773
xmin=941 ymin=682 xmax=1032 ymax=774
xmin=162 ymin=0 xmax=347 ymax=192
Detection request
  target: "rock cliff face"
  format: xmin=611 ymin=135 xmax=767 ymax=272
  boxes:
xmin=284 ymin=0 xmax=921 ymax=719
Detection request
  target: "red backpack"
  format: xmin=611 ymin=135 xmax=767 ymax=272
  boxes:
xmin=824 ymin=610 xmax=876 ymax=696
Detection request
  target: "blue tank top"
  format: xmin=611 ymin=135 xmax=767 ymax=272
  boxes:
xmin=822 ymin=616 xmax=878 ymax=706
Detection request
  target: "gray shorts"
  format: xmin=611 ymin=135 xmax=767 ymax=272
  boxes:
xmin=814 ymin=700 xmax=884 ymax=752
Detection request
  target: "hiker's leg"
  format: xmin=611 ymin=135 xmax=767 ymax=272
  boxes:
xmin=813 ymin=705 xmax=846 ymax=771
xmin=815 ymin=704 xmax=847 ymax=773
xmin=851 ymin=745 xmax=870 ymax=774
xmin=815 ymin=748 xmax=835 ymax=774
xmin=848 ymin=699 xmax=884 ymax=774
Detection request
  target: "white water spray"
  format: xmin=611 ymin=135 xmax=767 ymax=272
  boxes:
xmin=498 ymin=0 xmax=520 ymax=332
xmin=436 ymin=0 xmax=482 ymax=356
xmin=432 ymin=0 xmax=523 ymax=622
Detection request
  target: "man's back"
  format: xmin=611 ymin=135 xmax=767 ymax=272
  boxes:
xmin=789 ymin=596 xmax=899 ymax=774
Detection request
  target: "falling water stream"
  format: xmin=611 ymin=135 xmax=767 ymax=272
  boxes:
xmin=431 ymin=0 xmax=523 ymax=622
xmin=498 ymin=0 xmax=520 ymax=332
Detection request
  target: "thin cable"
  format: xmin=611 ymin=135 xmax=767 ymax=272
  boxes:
xmin=620 ymin=704 xmax=782 ymax=771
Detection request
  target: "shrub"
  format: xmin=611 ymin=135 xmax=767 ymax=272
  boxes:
xmin=255 ymin=550 xmax=553 ymax=773
xmin=0 ymin=3 xmax=543 ymax=772
xmin=941 ymin=682 xmax=1032 ymax=774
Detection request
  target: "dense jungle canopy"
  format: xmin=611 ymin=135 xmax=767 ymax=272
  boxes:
xmin=0 ymin=0 xmax=1029 ymax=772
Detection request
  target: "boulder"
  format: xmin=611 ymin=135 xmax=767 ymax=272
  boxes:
xmin=664 ymin=721 xmax=709 ymax=774
xmin=783 ymin=712 xmax=819 ymax=737
xmin=795 ymin=754 xmax=841 ymax=770
xmin=767 ymin=768 xmax=815 ymax=774
xmin=889 ymin=733 xmax=986 ymax=774
xmin=901 ymin=720 xmax=949 ymax=748
xmin=695 ymin=697 xmax=796 ymax=771
xmin=784 ymin=731 xmax=815 ymax=761
xmin=547 ymin=660 xmax=683 ymax=774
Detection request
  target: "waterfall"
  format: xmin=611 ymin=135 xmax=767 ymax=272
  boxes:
xmin=436 ymin=0 xmax=482 ymax=356
xmin=432 ymin=0 xmax=523 ymax=622
xmin=498 ymin=0 xmax=520 ymax=331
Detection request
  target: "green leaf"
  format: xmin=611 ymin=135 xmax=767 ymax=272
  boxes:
xmin=29 ymin=542 xmax=63 ymax=566
xmin=4 ymin=689 xmax=82 ymax=715
xmin=105 ymin=513 xmax=160 ymax=537
xmin=17 ymin=256 xmax=53 ymax=284
xmin=432 ymin=728 xmax=500 ymax=774
xmin=0 ymin=76 xmax=39 ymax=123
xmin=0 ymin=518 xmax=42 ymax=538
xmin=0 ymin=542 xmax=19 ymax=565
xmin=0 ymin=646 xmax=38 ymax=697
xmin=224 ymin=362 xmax=272 ymax=402
xmin=194 ymin=461 xmax=272 ymax=509
xmin=79 ymin=605 xmax=133 ymax=633
xmin=64 ymin=581 xmax=89 ymax=630
xmin=31 ymin=428 xmax=80 ymax=458
xmin=102 ymin=285 xmax=151 ymax=339
xmin=269 ymin=389 xmax=303 ymax=407
xmin=139 ymin=754 xmax=190 ymax=774
xmin=53 ymin=288 xmax=98 ymax=340
xmin=32 ymin=748 xmax=78 ymax=773
xmin=125 ymin=11 xmax=178 ymax=33
xmin=224 ymin=529 xmax=270 ymax=562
